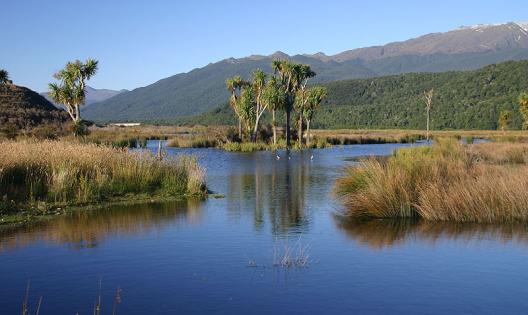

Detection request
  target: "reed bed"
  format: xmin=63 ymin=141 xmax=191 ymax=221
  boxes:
xmin=167 ymin=136 xmax=218 ymax=148
xmin=0 ymin=140 xmax=206 ymax=214
xmin=335 ymin=139 xmax=528 ymax=223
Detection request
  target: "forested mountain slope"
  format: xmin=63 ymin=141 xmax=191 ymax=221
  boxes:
xmin=176 ymin=60 xmax=528 ymax=130
xmin=84 ymin=22 xmax=528 ymax=122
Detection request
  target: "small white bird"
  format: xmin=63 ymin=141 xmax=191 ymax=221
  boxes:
xmin=310 ymin=154 xmax=314 ymax=160
xmin=276 ymin=154 xmax=280 ymax=160
xmin=288 ymin=155 xmax=291 ymax=160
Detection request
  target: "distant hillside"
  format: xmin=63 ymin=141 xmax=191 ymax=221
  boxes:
xmin=41 ymin=86 xmax=127 ymax=107
xmin=176 ymin=60 xmax=528 ymax=130
xmin=84 ymin=22 xmax=528 ymax=122
xmin=319 ymin=22 xmax=528 ymax=62
xmin=0 ymin=84 xmax=68 ymax=129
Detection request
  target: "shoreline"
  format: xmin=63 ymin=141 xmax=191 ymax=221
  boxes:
xmin=0 ymin=193 xmax=208 ymax=228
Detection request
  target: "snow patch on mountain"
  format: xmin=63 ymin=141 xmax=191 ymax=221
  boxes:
xmin=517 ymin=22 xmax=528 ymax=32
xmin=460 ymin=22 xmax=528 ymax=33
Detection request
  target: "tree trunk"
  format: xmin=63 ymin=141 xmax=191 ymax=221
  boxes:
xmin=75 ymin=104 xmax=81 ymax=122
xmin=286 ymin=109 xmax=291 ymax=148
xmin=426 ymin=109 xmax=430 ymax=142
xmin=272 ymin=110 xmax=277 ymax=145
xmin=66 ymin=104 xmax=76 ymax=122
xmin=306 ymin=119 xmax=311 ymax=148
xmin=298 ymin=113 xmax=303 ymax=148
xmin=238 ymin=119 xmax=242 ymax=140
xmin=253 ymin=112 xmax=263 ymax=143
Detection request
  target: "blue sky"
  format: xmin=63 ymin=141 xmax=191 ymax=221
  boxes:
xmin=2 ymin=0 xmax=527 ymax=91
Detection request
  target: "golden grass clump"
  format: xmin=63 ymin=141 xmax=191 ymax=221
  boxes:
xmin=167 ymin=136 xmax=217 ymax=148
xmin=0 ymin=140 xmax=206 ymax=212
xmin=335 ymin=139 xmax=528 ymax=223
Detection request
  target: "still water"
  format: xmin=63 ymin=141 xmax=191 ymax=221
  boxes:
xmin=1 ymin=142 xmax=528 ymax=314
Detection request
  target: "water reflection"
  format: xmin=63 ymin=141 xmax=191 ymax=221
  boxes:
xmin=0 ymin=199 xmax=202 ymax=252
xmin=336 ymin=217 xmax=528 ymax=249
xmin=225 ymin=151 xmax=318 ymax=235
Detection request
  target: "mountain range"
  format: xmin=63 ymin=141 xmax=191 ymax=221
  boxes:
xmin=41 ymin=86 xmax=127 ymax=107
xmin=177 ymin=60 xmax=528 ymax=130
xmin=83 ymin=22 xmax=528 ymax=122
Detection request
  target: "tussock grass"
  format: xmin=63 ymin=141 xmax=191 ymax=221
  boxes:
xmin=222 ymin=141 xmax=272 ymax=152
xmin=335 ymin=139 xmax=528 ymax=223
xmin=0 ymin=140 xmax=206 ymax=214
xmin=167 ymin=136 xmax=218 ymax=148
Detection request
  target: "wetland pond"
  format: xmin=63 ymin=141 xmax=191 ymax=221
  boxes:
xmin=1 ymin=142 xmax=528 ymax=314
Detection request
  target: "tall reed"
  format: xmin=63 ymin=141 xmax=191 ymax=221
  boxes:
xmin=0 ymin=140 xmax=206 ymax=213
xmin=335 ymin=139 xmax=528 ymax=223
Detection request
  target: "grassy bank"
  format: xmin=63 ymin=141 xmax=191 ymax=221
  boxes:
xmin=46 ymin=124 xmax=528 ymax=152
xmin=0 ymin=140 xmax=206 ymax=219
xmin=165 ymin=126 xmax=423 ymax=151
xmin=335 ymin=139 xmax=528 ymax=223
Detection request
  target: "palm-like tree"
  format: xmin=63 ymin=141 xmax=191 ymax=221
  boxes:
xmin=48 ymin=58 xmax=98 ymax=134
xmin=251 ymin=69 xmax=267 ymax=142
xmin=262 ymin=77 xmax=285 ymax=145
xmin=0 ymin=69 xmax=9 ymax=84
xmin=237 ymin=85 xmax=256 ymax=137
xmin=226 ymin=75 xmax=249 ymax=139
xmin=272 ymin=60 xmax=295 ymax=147
xmin=294 ymin=65 xmax=316 ymax=147
xmin=423 ymin=88 xmax=434 ymax=142
xmin=303 ymin=86 xmax=327 ymax=147
xmin=272 ymin=60 xmax=315 ymax=148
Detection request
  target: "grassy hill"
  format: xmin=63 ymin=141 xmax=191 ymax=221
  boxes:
xmin=174 ymin=60 xmax=528 ymax=130
xmin=0 ymin=84 xmax=68 ymax=130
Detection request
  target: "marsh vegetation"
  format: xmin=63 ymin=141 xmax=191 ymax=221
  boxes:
xmin=0 ymin=140 xmax=206 ymax=217
xmin=335 ymin=139 xmax=528 ymax=223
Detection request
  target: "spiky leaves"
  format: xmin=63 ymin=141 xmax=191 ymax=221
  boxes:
xmin=303 ymin=86 xmax=327 ymax=147
xmin=262 ymin=77 xmax=286 ymax=144
xmin=262 ymin=77 xmax=286 ymax=112
xmin=226 ymin=75 xmax=249 ymax=139
xmin=0 ymin=69 xmax=9 ymax=84
xmin=48 ymin=58 xmax=99 ymax=134
xmin=271 ymin=60 xmax=316 ymax=147
xmin=303 ymin=86 xmax=327 ymax=122
xmin=237 ymin=85 xmax=256 ymax=134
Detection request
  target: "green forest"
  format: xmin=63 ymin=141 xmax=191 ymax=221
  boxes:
xmin=175 ymin=60 xmax=528 ymax=130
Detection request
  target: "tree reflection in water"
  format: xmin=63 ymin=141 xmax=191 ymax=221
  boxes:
xmin=226 ymin=151 xmax=317 ymax=236
xmin=335 ymin=216 xmax=528 ymax=249
xmin=0 ymin=199 xmax=203 ymax=252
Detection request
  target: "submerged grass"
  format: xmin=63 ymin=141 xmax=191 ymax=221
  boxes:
xmin=0 ymin=140 xmax=206 ymax=215
xmin=335 ymin=139 xmax=528 ymax=223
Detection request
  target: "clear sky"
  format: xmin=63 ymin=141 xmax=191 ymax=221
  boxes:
xmin=2 ymin=0 xmax=527 ymax=92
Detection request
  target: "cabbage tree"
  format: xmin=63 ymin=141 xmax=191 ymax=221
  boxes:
xmin=272 ymin=60 xmax=315 ymax=148
xmin=0 ymin=69 xmax=9 ymax=84
xmin=262 ymin=77 xmax=285 ymax=145
xmin=226 ymin=76 xmax=249 ymax=139
xmin=303 ymin=86 xmax=327 ymax=147
xmin=48 ymin=58 xmax=98 ymax=135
